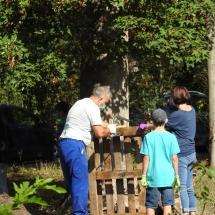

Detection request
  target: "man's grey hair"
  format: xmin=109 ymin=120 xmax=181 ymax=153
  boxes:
xmin=92 ymin=83 xmax=111 ymax=98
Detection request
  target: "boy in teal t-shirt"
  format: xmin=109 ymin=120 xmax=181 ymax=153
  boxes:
xmin=140 ymin=109 xmax=180 ymax=215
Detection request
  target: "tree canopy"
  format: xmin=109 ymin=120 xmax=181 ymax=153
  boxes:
xmin=0 ymin=0 xmax=213 ymax=122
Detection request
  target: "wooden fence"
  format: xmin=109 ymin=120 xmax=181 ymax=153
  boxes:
xmin=87 ymin=126 xmax=148 ymax=215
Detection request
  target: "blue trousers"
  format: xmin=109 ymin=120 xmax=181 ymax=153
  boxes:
xmin=58 ymin=138 xmax=88 ymax=215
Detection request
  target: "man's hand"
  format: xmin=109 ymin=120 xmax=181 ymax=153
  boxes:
xmin=141 ymin=175 xmax=148 ymax=188
xmin=172 ymin=175 xmax=180 ymax=192
xmin=108 ymin=124 xmax=116 ymax=136
xmin=139 ymin=124 xmax=148 ymax=130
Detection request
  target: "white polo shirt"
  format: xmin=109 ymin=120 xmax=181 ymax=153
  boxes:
xmin=59 ymin=98 xmax=102 ymax=145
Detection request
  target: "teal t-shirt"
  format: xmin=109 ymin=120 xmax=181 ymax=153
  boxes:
xmin=140 ymin=131 xmax=180 ymax=188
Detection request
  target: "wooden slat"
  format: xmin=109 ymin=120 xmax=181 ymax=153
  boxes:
xmin=103 ymin=138 xmax=113 ymax=171
xmin=116 ymin=126 xmax=148 ymax=137
xmin=134 ymin=137 xmax=146 ymax=213
xmin=127 ymin=178 xmax=136 ymax=213
xmin=105 ymin=180 xmax=114 ymax=214
xmin=96 ymin=138 xmax=104 ymax=214
xmin=113 ymin=136 xmax=122 ymax=170
xmin=96 ymin=169 xmax=142 ymax=180
xmin=97 ymin=180 xmax=103 ymax=214
xmin=103 ymin=138 xmax=114 ymax=214
xmin=116 ymin=179 xmax=125 ymax=213
xmin=134 ymin=137 xmax=143 ymax=167
xmin=87 ymin=141 xmax=98 ymax=215
xmin=124 ymin=137 xmax=136 ymax=213
xmin=113 ymin=137 xmax=124 ymax=213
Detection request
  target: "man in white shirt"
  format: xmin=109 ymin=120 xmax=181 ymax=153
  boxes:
xmin=58 ymin=83 xmax=114 ymax=215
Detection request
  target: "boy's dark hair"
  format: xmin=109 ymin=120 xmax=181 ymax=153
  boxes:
xmin=54 ymin=101 xmax=70 ymax=114
xmin=153 ymin=121 xmax=166 ymax=127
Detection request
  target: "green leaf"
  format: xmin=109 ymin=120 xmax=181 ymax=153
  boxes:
xmin=205 ymin=168 xmax=213 ymax=179
xmin=118 ymin=2 xmax=124 ymax=9
xmin=0 ymin=204 xmax=13 ymax=215
xmin=193 ymin=161 xmax=206 ymax=169
xmin=26 ymin=196 xmax=49 ymax=206
xmin=39 ymin=185 xmax=67 ymax=193
xmin=196 ymin=169 xmax=204 ymax=182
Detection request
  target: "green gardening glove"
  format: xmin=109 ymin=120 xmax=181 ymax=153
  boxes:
xmin=141 ymin=175 xmax=148 ymax=188
xmin=172 ymin=175 xmax=180 ymax=192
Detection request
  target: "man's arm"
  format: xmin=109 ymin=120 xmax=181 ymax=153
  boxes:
xmin=93 ymin=125 xmax=110 ymax=138
xmin=102 ymin=121 xmax=109 ymax=127
xmin=172 ymin=154 xmax=179 ymax=176
xmin=142 ymin=155 xmax=149 ymax=175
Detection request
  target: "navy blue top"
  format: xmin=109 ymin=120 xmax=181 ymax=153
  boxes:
xmin=166 ymin=107 xmax=196 ymax=157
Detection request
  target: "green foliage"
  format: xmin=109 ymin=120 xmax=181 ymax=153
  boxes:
xmin=0 ymin=177 xmax=66 ymax=215
xmin=193 ymin=161 xmax=215 ymax=208
xmin=114 ymin=0 xmax=213 ymax=68
xmin=0 ymin=0 xmax=80 ymax=123
xmin=0 ymin=0 xmax=213 ymax=123
xmin=116 ymin=0 xmax=212 ymax=113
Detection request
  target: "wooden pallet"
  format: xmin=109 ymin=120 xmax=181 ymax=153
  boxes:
xmin=88 ymin=130 xmax=146 ymax=215
xmin=87 ymin=126 xmax=181 ymax=215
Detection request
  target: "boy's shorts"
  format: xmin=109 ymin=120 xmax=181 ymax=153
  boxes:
xmin=145 ymin=187 xmax=174 ymax=209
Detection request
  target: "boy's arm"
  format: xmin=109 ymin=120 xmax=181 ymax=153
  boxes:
xmin=172 ymin=154 xmax=179 ymax=175
xmin=142 ymin=155 xmax=149 ymax=175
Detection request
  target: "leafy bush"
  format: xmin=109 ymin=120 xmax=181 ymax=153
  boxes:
xmin=0 ymin=177 xmax=66 ymax=215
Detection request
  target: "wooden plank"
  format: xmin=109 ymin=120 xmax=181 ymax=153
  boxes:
xmin=113 ymin=137 xmax=124 ymax=213
xmin=97 ymin=180 xmax=103 ymax=214
xmin=116 ymin=126 xmax=148 ymax=137
xmin=96 ymin=138 xmax=104 ymax=214
xmin=134 ymin=137 xmax=143 ymax=167
xmin=113 ymin=136 xmax=122 ymax=170
xmin=96 ymin=169 xmax=142 ymax=180
xmin=87 ymin=141 xmax=98 ymax=215
xmin=124 ymin=137 xmax=136 ymax=213
xmin=103 ymin=138 xmax=113 ymax=171
xmin=134 ymin=137 xmax=146 ymax=213
xmin=116 ymin=179 xmax=125 ymax=213
xmin=105 ymin=179 xmax=114 ymax=214
xmin=103 ymin=138 xmax=114 ymax=214
xmin=127 ymin=178 xmax=136 ymax=213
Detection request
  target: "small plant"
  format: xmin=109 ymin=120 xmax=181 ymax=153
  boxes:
xmin=0 ymin=176 xmax=67 ymax=215
xmin=193 ymin=161 xmax=215 ymax=215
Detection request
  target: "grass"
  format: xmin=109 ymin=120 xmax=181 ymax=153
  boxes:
xmin=5 ymin=158 xmax=215 ymax=215
xmin=7 ymin=159 xmax=71 ymax=215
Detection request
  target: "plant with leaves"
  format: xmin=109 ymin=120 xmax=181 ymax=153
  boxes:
xmin=193 ymin=161 xmax=215 ymax=214
xmin=113 ymin=0 xmax=213 ymax=97
xmin=0 ymin=177 xmax=66 ymax=215
xmin=0 ymin=0 xmax=80 ymax=123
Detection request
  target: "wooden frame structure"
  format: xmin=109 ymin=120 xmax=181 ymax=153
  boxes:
xmin=87 ymin=126 xmax=148 ymax=215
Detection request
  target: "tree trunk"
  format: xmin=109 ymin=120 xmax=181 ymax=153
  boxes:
xmin=79 ymin=4 xmax=129 ymax=125
xmin=158 ymin=69 xmax=164 ymax=98
xmin=80 ymin=54 xmax=129 ymax=126
xmin=207 ymin=14 xmax=215 ymax=166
